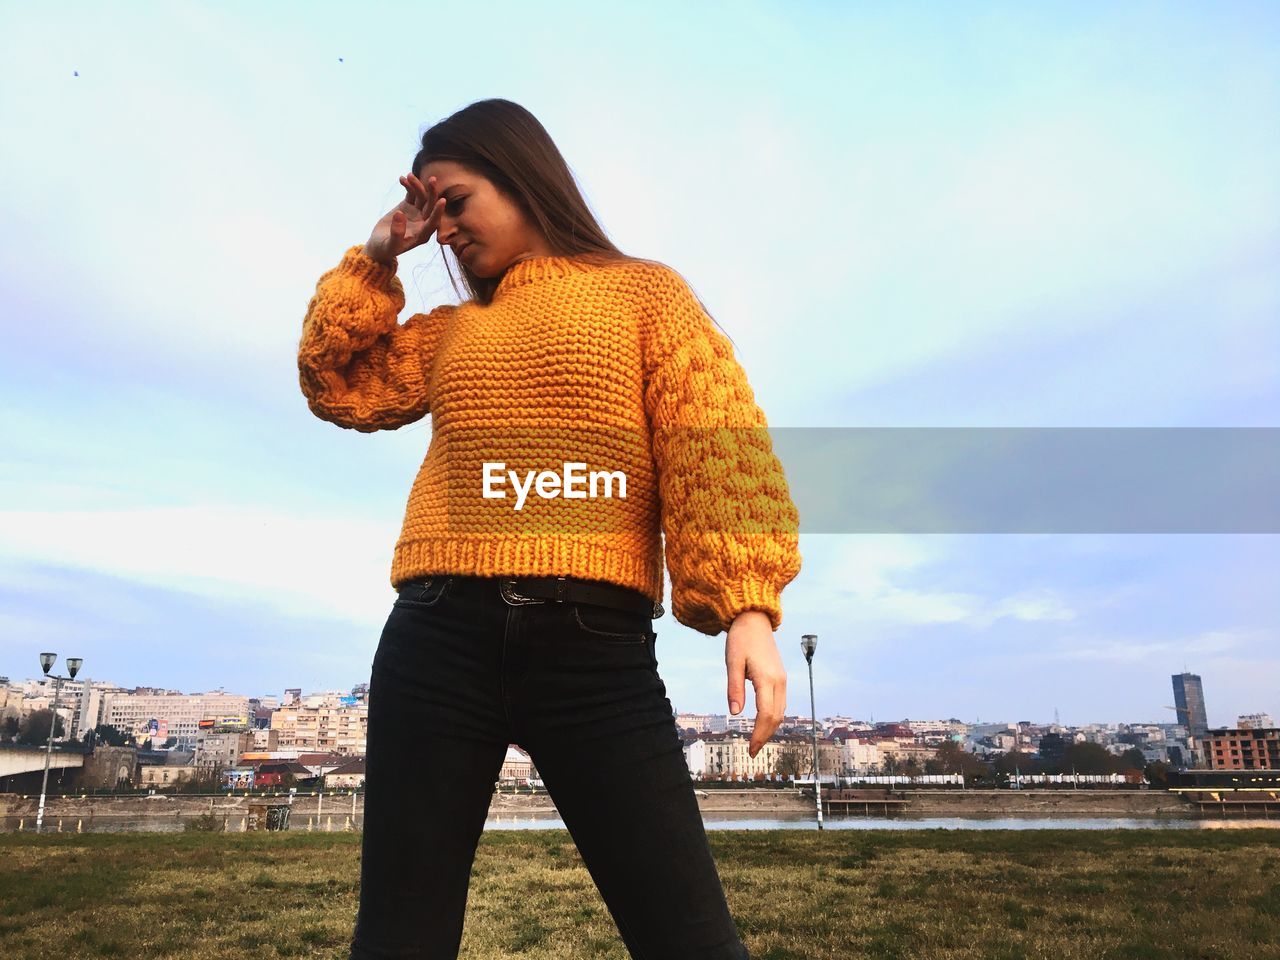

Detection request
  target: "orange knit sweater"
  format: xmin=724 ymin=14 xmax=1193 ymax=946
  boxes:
xmin=297 ymin=245 xmax=801 ymax=636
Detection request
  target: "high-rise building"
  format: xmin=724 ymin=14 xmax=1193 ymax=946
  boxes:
xmin=1172 ymin=673 xmax=1209 ymax=740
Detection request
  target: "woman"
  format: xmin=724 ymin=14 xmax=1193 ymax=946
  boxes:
xmin=298 ymin=98 xmax=802 ymax=960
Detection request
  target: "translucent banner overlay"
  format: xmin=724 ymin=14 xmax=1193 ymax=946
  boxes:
xmin=772 ymin=427 xmax=1279 ymax=533
xmin=428 ymin=426 xmax=1278 ymax=534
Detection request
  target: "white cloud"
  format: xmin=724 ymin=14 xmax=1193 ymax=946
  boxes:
xmin=1036 ymin=627 xmax=1263 ymax=664
xmin=793 ymin=535 xmax=1075 ymax=628
xmin=978 ymin=589 xmax=1077 ymax=627
xmin=0 ymin=504 xmax=399 ymax=626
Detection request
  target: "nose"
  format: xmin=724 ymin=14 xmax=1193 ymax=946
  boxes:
xmin=437 ymin=207 xmax=466 ymax=246
xmin=435 ymin=215 xmax=456 ymax=246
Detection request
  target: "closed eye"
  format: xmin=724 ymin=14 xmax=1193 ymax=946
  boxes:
xmin=445 ymin=197 xmax=466 ymax=214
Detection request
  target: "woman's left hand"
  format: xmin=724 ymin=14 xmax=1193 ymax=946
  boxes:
xmin=725 ymin=610 xmax=787 ymax=758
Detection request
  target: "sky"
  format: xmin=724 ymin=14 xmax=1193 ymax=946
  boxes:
xmin=1 ymin=1 xmax=1276 ymax=728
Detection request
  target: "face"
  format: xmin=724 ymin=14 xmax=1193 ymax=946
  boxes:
xmin=418 ymin=160 xmax=555 ymax=277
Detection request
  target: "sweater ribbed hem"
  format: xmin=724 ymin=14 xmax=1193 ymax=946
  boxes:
xmin=341 ymin=244 xmax=399 ymax=289
xmin=715 ymin=580 xmax=784 ymax=634
xmin=390 ymin=536 xmax=664 ymax=606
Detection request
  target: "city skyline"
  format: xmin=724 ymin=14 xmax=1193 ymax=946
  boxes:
xmin=5 ymin=667 xmax=1271 ymax=734
xmin=2 ymin=5 xmax=1276 ymax=726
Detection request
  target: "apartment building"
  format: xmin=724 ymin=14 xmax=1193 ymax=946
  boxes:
xmin=194 ymin=730 xmax=255 ymax=770
xmin=875 ymin=738 xmax=938 ymax=767
xmin=675 ymin=713 xmax=728 ymax=734
xmin=1207 ymin=726 xmax=1280 ymax=770
xmin=684 ymin=732 xmax=842 ymax=780
xmin=18 ymin=677 xmax=124 ymax=740
xmin=0 ymin=677 xmax=18 ymax=723
xmin=271 ymin=698 xmax=368 ymax=756
xmin=101 ymin=690 xmax=251 ymax=747
xmin=500 ymin=745 xmax=533 ymax=783
xmin=841 ymin=738 xmax=883 ymax=774
xmin=902 ymin=718 xmax=970 ymax=741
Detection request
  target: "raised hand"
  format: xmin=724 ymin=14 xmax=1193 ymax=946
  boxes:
xmin=363 ymin=173 xmax=446 ymax=265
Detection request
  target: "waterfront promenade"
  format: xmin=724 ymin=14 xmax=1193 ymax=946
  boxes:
xmin=0 ymin=787 xmax=1216 ymax=833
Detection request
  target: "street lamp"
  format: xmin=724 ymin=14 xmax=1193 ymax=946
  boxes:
xmin=800 ymin=634 xmax=822 ymax=831
xmin=36 ymin=652 xmax=82 ymax=833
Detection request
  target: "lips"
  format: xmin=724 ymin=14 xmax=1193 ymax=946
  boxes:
xmin=457 ymin=242 xmax=474 ymax=259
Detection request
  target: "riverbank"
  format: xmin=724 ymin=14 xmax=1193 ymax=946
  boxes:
xmin=0 ymin=787 xmax=1200 ymax=821
xmin=494 ymin=787 xmax=1199 ymax=818
xmin=899 ymin=788 xmax=1195 ymax=817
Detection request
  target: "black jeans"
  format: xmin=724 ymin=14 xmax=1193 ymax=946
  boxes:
xmin=349 ymin=573 xmax=750 ymax=960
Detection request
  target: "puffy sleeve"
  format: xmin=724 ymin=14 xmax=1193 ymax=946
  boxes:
xmin=641 ymin=264 xmax=802 ymax=636
xmin=298 ymin=244 xmax=455 ymax=432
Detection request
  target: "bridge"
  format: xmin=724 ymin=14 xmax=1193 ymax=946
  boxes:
xmin=0 ymin=744 xmax=85 ymax=778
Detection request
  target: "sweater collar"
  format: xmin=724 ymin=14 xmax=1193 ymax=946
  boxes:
xmin=493 ymin=254 xmax=594 ymax=297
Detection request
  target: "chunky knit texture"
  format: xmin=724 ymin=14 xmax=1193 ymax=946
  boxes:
xmin=298 ymin=245 xmax=801 ymax=636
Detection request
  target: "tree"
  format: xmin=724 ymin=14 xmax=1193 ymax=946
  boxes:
xmin=1062 ymin=742 xmax=1114 ymax=775
xmin=994 ymin=749 xmax=1038 ymax=776
xmin=170 ymin=764 xmax=224 ymax=794
xmin=1114 ymin=747 xmax=1146 ymax=774
xmin=18 ymin=710 xmax=65 ymax=746
xmin=1037 ymin=733 xmax=1068 ymax=770
xmin=774 ymin=744 xmax=808 ymax=778
xmin=1144 ymin=760 xmax=1170 ymax=787
xmin=84 ymin=724 xmax=134 ymax=748
xmin=931 ymin=741 xmax=990 ymax=781
xmin=0 ymin=715 xmax=19 ymax=742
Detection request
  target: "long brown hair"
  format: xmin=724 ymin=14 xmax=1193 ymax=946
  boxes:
xmin=412 ymin=99 xmax=732 ymax=344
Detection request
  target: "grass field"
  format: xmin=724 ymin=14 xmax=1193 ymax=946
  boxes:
xmin=1 ymin=828 xmax=1278 ymax=959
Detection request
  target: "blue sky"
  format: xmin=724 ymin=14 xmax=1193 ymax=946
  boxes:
xmin=1 ymin=1 xmax=1276 ymax=727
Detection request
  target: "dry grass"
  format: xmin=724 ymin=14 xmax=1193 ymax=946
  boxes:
xmin=1 ymin=828 xmax=1278 ymax=959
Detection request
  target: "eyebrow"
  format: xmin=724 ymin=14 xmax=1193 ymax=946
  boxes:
xmin=441 ymin=184 xmax=468 ymax=198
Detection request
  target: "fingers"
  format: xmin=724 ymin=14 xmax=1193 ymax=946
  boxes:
xmin=398 ymin=173 xmax=435 ymax=211
xmin=747 ymin=659 xmax=786 ymax=758
xmin=726 ymin=646 xmax=746 ymax=719
xmin=398 ymin=175 xmax=418 ymax=210
xmin=391 ymin=175 xmax=445 ymax=250
xmin=749 ymin=676 xmax=778 ymax=758
xmin=403 ymin=174 xmax=446 ymax=233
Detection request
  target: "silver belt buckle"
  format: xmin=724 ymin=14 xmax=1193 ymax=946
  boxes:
xmin=500 ymin=579 xmax=546 ymax=605
xmin=652 ymin=600 xmax=665 ymax=619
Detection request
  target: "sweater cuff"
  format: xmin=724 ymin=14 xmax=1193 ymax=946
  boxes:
xmin=717 ymin=580 xmax=784 ymax=633
xmin=340 ymin=244 xmax=399 ymax=289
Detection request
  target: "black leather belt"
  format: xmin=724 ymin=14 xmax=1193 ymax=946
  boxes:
xmin=400 ymin=574 xmax=663 ymax=619
xmin=500 ymin=576 xmax=663 ymax=619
